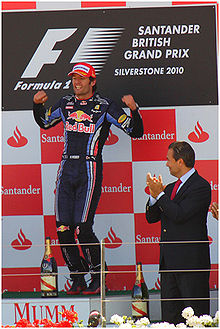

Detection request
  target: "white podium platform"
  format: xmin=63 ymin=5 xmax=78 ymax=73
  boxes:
xmin=2 ymin=290 xmax=218 ymax=326
xmin=2 ymin=291 xmax=148 ymax=326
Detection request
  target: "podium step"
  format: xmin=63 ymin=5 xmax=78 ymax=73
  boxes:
xmin=2 ymin=291 xmax=139 ymax=326
xmin=2 ymin=290 xmax=218 ymax=326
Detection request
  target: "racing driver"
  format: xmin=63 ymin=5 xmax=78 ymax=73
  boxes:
xmin=33 ymin=62 xmax=144 ymax=295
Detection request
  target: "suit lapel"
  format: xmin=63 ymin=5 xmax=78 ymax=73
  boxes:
xmin=173 ymin=170 xmax=198 ymax=201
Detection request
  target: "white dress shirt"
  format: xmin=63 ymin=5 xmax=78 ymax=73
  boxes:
xmin=149 ymin=168 xmax=196 ymax=206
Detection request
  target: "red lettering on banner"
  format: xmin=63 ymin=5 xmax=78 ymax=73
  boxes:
xmin=15 ymin=303 xmax=30 ymax=323
xmin=45 ymin=305 xmax=59 ymax=323
xmin=32 ymin=305 xmax=37 ymax=322
xmin=14 ymin=303 xmax=76 ymax=323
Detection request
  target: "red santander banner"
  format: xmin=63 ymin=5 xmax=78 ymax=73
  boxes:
xmin=2 ymin=165 xmax=43 ymax=216
xmin=41 ymin=124 xmax=64 ymax=164
xmin=195 ymin=160 xmax=218 ymax=204
xmin=97 ymin=162 xmax=133 ymax=214
xmin=132 ymin=109 xmax=176 ymax=161
xmin=134 ymin=213 xmax=161 ymax=265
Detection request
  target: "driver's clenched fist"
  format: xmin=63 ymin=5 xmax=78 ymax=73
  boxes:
xmin=33 ymin=91 xmax=48 ymax=104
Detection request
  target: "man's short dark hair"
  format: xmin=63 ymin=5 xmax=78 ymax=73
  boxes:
xmin=168 ymin=141 xmax=195 ymax=168
xmin=89 ymin=77 xmax=97 ymax=92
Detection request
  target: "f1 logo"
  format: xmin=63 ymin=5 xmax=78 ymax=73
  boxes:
xmin=21 ymin=29 xmax=77 ymax=78
xmin=21 ymin=27 xmax=124 ymax=78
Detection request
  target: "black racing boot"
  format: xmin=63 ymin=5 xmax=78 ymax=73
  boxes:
xmin=82 ymin=263 xmax=108 ymax=295
xmin=67 ymin=274 xmax=87 ymax=295
xmin=81 ymin=274 xmax=101 ymax=295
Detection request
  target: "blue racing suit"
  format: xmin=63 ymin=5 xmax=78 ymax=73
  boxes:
xmin=33 ymin=92 xmax=143 ymax=277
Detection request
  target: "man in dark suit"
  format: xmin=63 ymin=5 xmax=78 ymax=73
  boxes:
xmin=146 ymin=141 xmax=211 ymax=325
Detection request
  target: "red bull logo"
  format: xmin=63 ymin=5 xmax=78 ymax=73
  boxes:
xmin=57 ymin=225 xmax=70 ymax=232
xmin=67 ymin=110 xmax=93 ymax=122
xmin=66 ymin=121 xmax=95 ymax=134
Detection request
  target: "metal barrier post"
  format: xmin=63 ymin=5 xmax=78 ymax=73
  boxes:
xmin=101 ymin=239 xmax=106 ymax=327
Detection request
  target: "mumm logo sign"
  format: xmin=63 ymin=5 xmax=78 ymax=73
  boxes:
xmin=14 ymin=303 xmax=75 ymax=323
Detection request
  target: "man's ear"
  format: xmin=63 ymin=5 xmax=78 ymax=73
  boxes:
xmin=91 ymin=79 xmax=96 ymax=87
xmin=178 ymin=158 xmax=184 ymax=167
